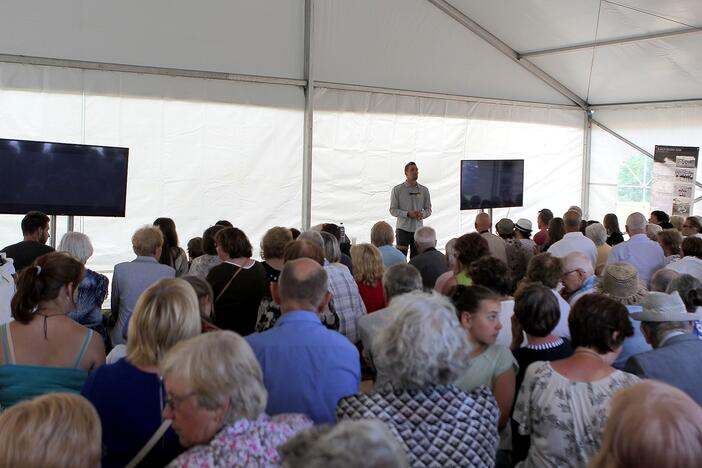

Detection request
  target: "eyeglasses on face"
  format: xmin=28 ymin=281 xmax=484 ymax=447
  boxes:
xmin=164 ymin=391 xmax=197 ymax=411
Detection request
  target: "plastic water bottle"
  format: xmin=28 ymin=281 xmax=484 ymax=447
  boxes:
xmin=339 ymin=222 xmax=346 ymax=242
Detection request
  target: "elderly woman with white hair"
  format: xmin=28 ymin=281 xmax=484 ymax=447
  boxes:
xmin=337 ymin=291 xmax=499 ymax=468
xmin=161 ymin=331 xmax=312 ymax=467
xmin=58 ymin=231 xmax=110 ymax=347
xmin=585 ymin=222 xmax=611 ymax=275
xmin=280 ymin=419 xmax=408 ymax=468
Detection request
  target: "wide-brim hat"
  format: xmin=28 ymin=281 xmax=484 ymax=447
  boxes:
xmin=515 ymin=218 xmax=532 ymax=234
xmin=631 ymin=291 xmax=701 ymax=322
xmin=496 ymin=218 xmax=515 ymax=236
xmin=594 ymin=262 xmax=648 ymax=305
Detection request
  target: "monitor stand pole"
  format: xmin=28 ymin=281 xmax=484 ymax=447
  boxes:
xmin=49 ymin=215 xmax=57 ymax=249
xmin=67 ymin=216 xmax=75 ymax=233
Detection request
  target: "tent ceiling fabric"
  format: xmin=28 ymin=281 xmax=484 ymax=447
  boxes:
xmin=0 ymin=0 xmax=305 ymax=79
xmin=0 ymin=0 xmax=699 ymax=106
xmin=314 ymin=0 xmax=573 ymax=106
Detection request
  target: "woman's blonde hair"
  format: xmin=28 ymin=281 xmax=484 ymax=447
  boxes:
xmin=0 ymin=393 xmax=101 ymax=468
xmin=160 ymin=331 xmax=267 ymax=425
xmin=350 ymin=243 xmax=384 ymax=286
xmin=590 ymin=380 xmax=702 ymax=468
xmin=370 ymin=221 xmax=394 ymax=247
xmin=127 ymin=278 xmax=201 ymax=367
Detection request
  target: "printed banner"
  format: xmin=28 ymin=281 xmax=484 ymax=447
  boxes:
xmin=652 ymin=145 xmax=700 ymax=217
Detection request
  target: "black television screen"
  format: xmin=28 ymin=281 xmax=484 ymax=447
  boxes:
xmin=460 ymin=159 xmax=524 ymax=210
xmin=0 ymin=138 xmax=129 ymax=217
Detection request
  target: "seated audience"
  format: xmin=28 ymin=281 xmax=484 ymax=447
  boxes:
xmin=322 ymin=223 xmax=354 ymax=273
xmin=433 ymin=237 xmax=457 ymax=293
xmin=1 ymin=211 xmax=54 ymax=273
xmin=512 ymin=294 xmax=639 ymax=468
xmin=475 ymin=212 xmax=508 ymax=263
xmin=681 ymin=215 xmax=702 ymax=237
xmin=313 ymin=231 xmax=366 ymax=343
xmin=467 ymin=256 xmax=514 ymax=347
xmin=646 ymin=222 xmax=663 ymax=241
xmin=207 ymin=227 xmax=268 ymax=336
xmin=542 ymin=217 xmax=565 ymax=251
xmin=666 ymin=273 xmax=702 ymax=338
xmin=337 ymin=292 xmax=499 ymax=467
xmin=154 ymin=217 xmax=189 ymax=277
xmin=279 ymin=419 xmax=408 ymax=468
xmin=523 ymin=253 xmax=571 ymax=339
xmin=438 ymin=232 xmax=490 ymax=294
xmin=351 ymin=243 xmax=386 ymax=313
xmin=547 ymin=210 xmax=597 ymax=269
xmin=451 ymin=286 xmax=517 ymax=432
xmin=590 ymin=380 xmax=702 ymax=468
xmin=58 ymin=231 xmax=110 ymax=349
xmin=665 ymin=235 xmax=702 ymax=277
xmin=649 ymin=210 xmax=674 ymax=229
xmin=606 ymin=212 xmax=665 ymax=287
xmin=255 ymin=227 xmax=293 ymax=332
xmin=246 ymin=259 xmax=360 ymax=424
xmin=585 ymin=222 xmax=611 ymax=275
xmin=649 ymin=268 xmax=679 ymax=292
xmin=181 ymin=275 xmax=218 ymax=332
xmin=657 ymin=228 xmax=683 ymax=264
xmin=282 ymin=239 xmax=340 ymax=331
xmin=670 ymin=214 xmax=685 ymax=231
xmin=496 ymin=218 xmax=533 ymax=284
xmin=187 ymin=225 xmax=224 ymax=279
xmin=370 ymin=221 xmax=407 ymax=268
xmin=594 ymin=262 xmax=652 ymax=369
xmin=603 ymin=213 xmax=624 ymax=246
xmin=186 ymin=236 xmax=203 ymax=264
xmin=510 ymin=283 xmax=574 ymax=466
xmin=534 ymin=208 xmax=553 ymax=250
xmin=82 ymin=278 xmax=201 ymax=468
xmin=515 ymin=218 xmax=537 ymax=254
xmin=560 ymin=252 xmax=597 ymax=306
xmin=1 ymin=252 xmax=104 ymax=407
xmin=625 ymin=291 xmax=702 ymax=406
xmin=408 ymin=226 xmax=449 ymax=289
xmin=358 ymin=263 xmax=423 ymax=368
xmin=161 ymin=331 xmax=312 ymax=467
xmin=0 ymin=393 xmax=101 ymax=467
xmin=111 ymin=226 xmax=175 ymax=345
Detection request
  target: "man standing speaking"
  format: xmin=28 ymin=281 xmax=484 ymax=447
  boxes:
xmin=389 ymin=161 xmax=432 ymax=258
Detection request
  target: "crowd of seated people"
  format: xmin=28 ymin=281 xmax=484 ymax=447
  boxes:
xmin=1 ymin=206 xmax=702 ymax=467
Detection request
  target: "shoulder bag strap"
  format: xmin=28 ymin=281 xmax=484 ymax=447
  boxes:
xmin=214 ymin=264 xmax=244 ymax=304
xmin=124 ymin=419 xmax=172 ymax=468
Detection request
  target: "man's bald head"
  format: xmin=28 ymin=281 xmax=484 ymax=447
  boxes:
xmin=626 ymin=212 xmax=647 ymax=234
xmin=277 ymin=258 xmax=329 ymax=312
xmin=563 ymin=210 xmax=582 ymax=232
xmin=475 ymin=212 xmax=492 ymax=232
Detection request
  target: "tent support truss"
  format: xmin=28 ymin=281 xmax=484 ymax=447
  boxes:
xmin=302 ymin=0 xmax=315 ymax=230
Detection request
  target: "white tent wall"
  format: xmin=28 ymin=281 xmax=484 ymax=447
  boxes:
xmin=312 ymin=88 xmax=584 ymax=250
xmin=0 ymin=62 xmax=304 ymax=274
xmin=588 ymin=103 xmax=702 ymax=222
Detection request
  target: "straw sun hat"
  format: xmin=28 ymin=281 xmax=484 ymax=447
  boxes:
xmin=594 ymin=262 xmax=648 ymax=305
xmin=631 ymin=291 xmax=702 ymax=322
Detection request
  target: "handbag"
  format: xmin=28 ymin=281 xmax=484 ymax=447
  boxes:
xmin=124 ymin=420 xmax=172 ymax=468
xmin=214 ymin=264 xmax=244 ymax=303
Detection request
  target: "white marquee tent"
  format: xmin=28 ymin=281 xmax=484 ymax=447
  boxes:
xmin=0 ymin=0 xmax=701 ymax=274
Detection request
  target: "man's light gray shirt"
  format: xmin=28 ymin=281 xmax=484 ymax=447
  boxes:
xmin=389 ymin=181 xmax=432 ymax=232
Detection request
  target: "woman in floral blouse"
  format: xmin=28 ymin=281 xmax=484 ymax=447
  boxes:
xmin=161 ymin=331 xmax=311 ymax=468
xmin=512 ymin=294 xmax=640 ymax=468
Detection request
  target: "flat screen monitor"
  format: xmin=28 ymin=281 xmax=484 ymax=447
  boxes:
xmin=460 ymin=159 xmax=524 ymax=210
xmin=0 ymin=138 xmax=129 ymax=217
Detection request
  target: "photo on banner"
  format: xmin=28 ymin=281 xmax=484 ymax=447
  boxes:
xmin=651 ymin=145 xmax=700 ymax=217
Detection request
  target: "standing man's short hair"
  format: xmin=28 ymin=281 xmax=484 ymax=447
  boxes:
xmin=404 ymin=161 xmax=417 ymax=172
xmin=21 ymin=211 xmax=50 ymax=235
xmin=538 ymin=209 xmax=554 ymax=226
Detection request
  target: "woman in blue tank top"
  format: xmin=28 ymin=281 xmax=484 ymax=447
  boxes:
xmin=0 ymin=252 xmax=105 ymax=408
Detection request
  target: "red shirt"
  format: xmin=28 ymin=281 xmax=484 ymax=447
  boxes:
xmin=534 ymin=228 xmax=549 ymax=246
xmin=356 ymin=280 xmax=386 ymax=313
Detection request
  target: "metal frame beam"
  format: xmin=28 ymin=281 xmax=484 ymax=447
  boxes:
xmin=301 ymin=0 xmax=315 ymax=230
xmin=425 ymin=0 xmax=588 ymax=110
xmin=520 ymin=27 xmax=702 ymax=58
xmin=590 ymin=98 xmax=702 ymax=110
xmin=582 ymin=115 xmax=592 ymax=217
